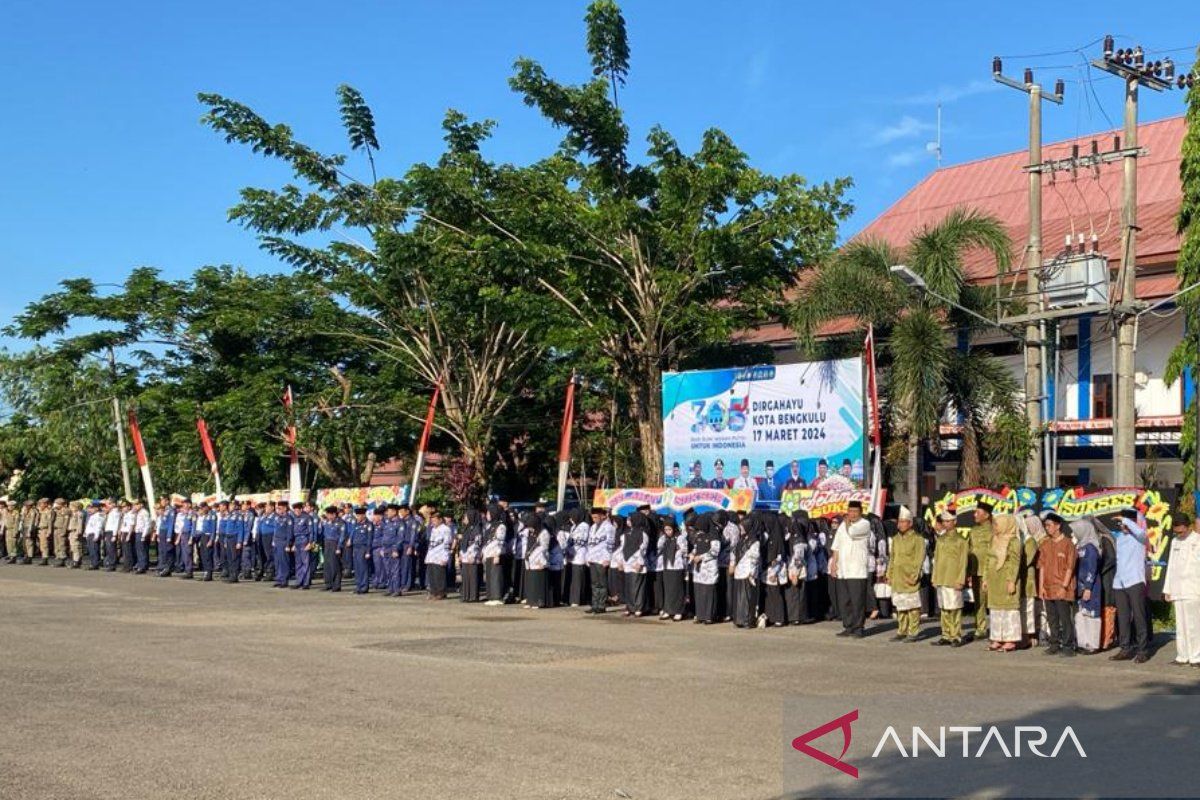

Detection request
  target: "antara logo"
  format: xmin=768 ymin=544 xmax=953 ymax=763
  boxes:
xmin=792 ymin=711 xmax=1087 ymax=778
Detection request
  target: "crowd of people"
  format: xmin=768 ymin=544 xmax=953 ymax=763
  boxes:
xmin=2 ymin=494 xmax=1197 ymax=666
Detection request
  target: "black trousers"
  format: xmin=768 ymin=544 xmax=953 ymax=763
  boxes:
xmin=324 ymin=542 xmax=342 ymax=590
xmin=694 ymin=582 xmax=717 ymax=622
xmin=102 ymin=533 xmax=118 ymax=569
xmin=662 ymin=570 xmax=686 ymax=617
xmin=568 ymin=564 xmax=589 ymax=606
xmin=526 ymin=568 xmax=548 ymax=607
xmin=785 ymin=581 xmax=807 ymax=624
xmin=589 ymin=563 xmax=608 ymax=611
xmin=1116 ymin=586 xmax=1150 ymax=654
xmin=827 ymin=575 xmax=842 ymax=620
xmin=1046 ymin=598 xmax=1076 ymax=649
xmin=733 ymin=578 xmax=758 ymax=628
xmin=805 ymin=578 xmax=827 ymax=622
xmin=427 ymin=564 xmax=448 ymax=597
xmin=486 ymin=559 xmax=505 ymax=601
xmin=460 ymin=563 xmax=481 ymax=602
xmin=87 ymin=537 xmax=101 ymax=568
xmin=838 ymin=578 xmax=868 ymax=633
xmin=120 ymin=534 xmax=135 ymax=571
xmin=625 ymin=571 xmax=646 ymax=614
xmin=764 ymin=584 xmax=786 ymax=625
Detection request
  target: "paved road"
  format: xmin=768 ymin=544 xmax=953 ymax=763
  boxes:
xmin=1 ymin=565 xmax=1193 ymax=799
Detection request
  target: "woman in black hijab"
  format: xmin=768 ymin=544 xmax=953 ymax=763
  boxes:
xmin=483 ymin=503 xmax=508 ymax=604
xmin=521 ymin=511 xmax=549 ymax=609
xmin=784 ymin=512 xmax=809 ymax=624
xmin=458 ymin=509 xmax=484 ymax=603
xmin=762 ymin=512 xmax=789 ymax=627
xmin=690 ymin=513 xmax=721 ymax=624
xmin=608 ymin=515 xmax=626 ymax=605
xmin=658 ymin=515 xmax=687 ymax=621
xmin=622 ymin=510 xmax=650 ymax=617
xmin=565 ymin=506 xmax=590 ymax=607
xmin=731 ymin=512 xmax=764 ymax=628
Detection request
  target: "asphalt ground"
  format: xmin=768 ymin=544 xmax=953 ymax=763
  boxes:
xmin=1 ymin=563 xmax=1195 ymax=799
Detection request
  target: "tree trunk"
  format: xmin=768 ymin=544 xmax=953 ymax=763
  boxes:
xmin=627 ymin=360 xmax=664 ymax=486
xmin=906 ymin=438 xmax=920 ymax=510
xmin=960 ymin=423 xmax=982 ymax=487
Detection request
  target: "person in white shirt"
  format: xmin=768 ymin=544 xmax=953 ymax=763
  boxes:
xmin=83 ymin=501 xmax=105 ymax=570
xmin=565 ymin=508 xmax=590 ymax=608
xmin=730 ymin=458 xmax=757 ymax=491
xmin=133 ymin=500 xmax=153 ymax=574
xmin=829 ymin=500 xmax=872 ymax=637
xmin=585 ymin=508 xmax=615 ymax=614
xmin=103 ymin=501 xmax=123 ymax=572
xmin=1164 ymin=512 xmax=1200 ymax=666
xmin=119 ymin=502 xmax=137 ymax=572
xmin=424 ymin=512 xmax=454 ymax=600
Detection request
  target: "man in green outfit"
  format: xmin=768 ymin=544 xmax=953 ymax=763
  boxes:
xmin=931 ymin=510 xmax=969 ymax=647
xmin=886 ymin=506 xmax=925 ymax=642
xmin=966 ymin=501 xmax=994 ymax=640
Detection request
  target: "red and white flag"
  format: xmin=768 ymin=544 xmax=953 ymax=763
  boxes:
xmin=410 ymin=380 xmax=442 ymax=506
xmin=556 ymin=372 xmax=578 ymax=511
xmin=127 ymin=409 xmax=158 ymax=514
xmin=283 ymin=385 xmax=301 ymax=502
xmin=196 ymin=417 xmax=224 ymax=500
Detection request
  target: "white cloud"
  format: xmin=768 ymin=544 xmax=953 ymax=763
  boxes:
xmin=886 ymin=147 xmax=928 ymax=168
xmin=899 ymin=79 xmax=998 ymax=106
xmin=871 ymin=115 xmax=934 ymax=146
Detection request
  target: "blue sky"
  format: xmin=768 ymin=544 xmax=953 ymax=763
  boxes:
xmin=0 ymin=0 xmax=1194 ymax=351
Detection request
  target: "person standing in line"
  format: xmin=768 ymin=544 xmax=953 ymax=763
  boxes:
xmin=564 ymin=507 xmax=590 ymax=608
xmin=482 ymin=503 xmax=508 ymax=606
xmin=424 ymin=510 xmax=454 ymax=601
xmin=966 ymin=502 xmax=995 ymax=641
xmin=102 ymin=499 xmax=122 ymax=572
xmin=255 ymin=501 xmax=276 ymax=582
xmin=784 ymin=513 xmax=808 ymax=625
xmin=930 ymin=511 xmax=968 ymax=647
xmin=171 ymin=501 xmax=194 ymax=575
xmin=458 ymin=509 xmax=483 ymax=602
xmin=1109 ymin=510 xmax=1152 ymax=664
xmin=118 ymin=500 xmax=136 ymax=572
xmin=349 ymin=506 xmax=374 ymax=595
xmin=511 ymin=508 xmax=527 ymax=604
xmin=1037 ymin=513 xmax=1077 ymax=657
xmin=377 ymin=505 xmax=401 ymax=597
xmin=800 ymin=514 xmax=828 ymax=623
xmin=691 ymin=514 xmax=721 ymax=624
xmin=523 ymin=512 xmax=549 ymax=608
xmin=1163 ymin=512 xmax=1200 ymax=667
xmin=83 ymin=501 xmax=104 ymax=570
xmin=622 ymin=510 xmax=650 ymax=618
xmin=49 ymin=498 xmax=69 ymax=567
xmin=731 ymin=512 xmax=763 ymax=629
xmin=66 ymin=501 xmax=85 ymax=569
xmin=239 ymin=500 xmax=257 ymax=579
xmin=195 ymin=501 xmax=216 ymax=581
xmin=1071 ymin=517 xmax=1104 ymax=655
xmin=887 ymin=507 xmax=925 ymax=643
xmin=1018 ymin=510 xmax=1043 ymax=648
xmin=318 ymin=505 xmax=347 ymax=592
xmin=1096 ymin=516 xmax=1119 ymax=651
xmin=1 ymin=501 xmax=18 ymax=563
xmin=35 ymin=498 xmax=53 ymax=566
xmin=218 ymin=500 xmax=238 ymax=583
xmin=984 ymin=514 xmax=1023 ymax=653
xmin=659 ymin=515 xmax=688 ymax=621
xmin=291 ymin=502 xmax=314 ymax=590
xmin=545 ymin=512 xmax=564 ymax=607
xmin=830 ymin=501 xmax=872 ymax=637
xmin=273 ymin=500 xmax=294 ymax=589
xmin=762 ymin=513 xmax=789 ymax=627
xmin=719 ymin=511 xmax=740 ymax=622
xmin=398 ymin=505 xmax=421 ymax=594
xmin=157 ymin=499 xmax=179 ymax=577
xmin=133 ymin=499 xmax=152 ymax=574
xmin=608 ymin=517 xmax=625 ymax=606
xmin=585 ymin=507 xmax=614 ymax=614
xmin=17 ymin=500 xmax=38 ymax=564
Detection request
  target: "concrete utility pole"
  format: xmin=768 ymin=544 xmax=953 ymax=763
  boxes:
xmin=108 ymin=346 xmax=133 ymax=501
xmin=993 ymin=59 xmax=1064 ymax=489
xmin=1091 ymin=38 xmax=1175 ymax=486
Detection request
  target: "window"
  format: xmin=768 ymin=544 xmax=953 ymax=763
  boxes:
xmin=1092 ymin=374 xmax=1113 ymax=419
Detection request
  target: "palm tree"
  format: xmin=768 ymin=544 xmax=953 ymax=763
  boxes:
xmin=791 ymin=206 xmax=1029 ymax=503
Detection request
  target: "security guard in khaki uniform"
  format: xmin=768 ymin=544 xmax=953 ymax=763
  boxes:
xmin=36 ymin=497 xmax=54 ymax=565
xmin=18 ymin=500 xmax=38 ymax=563
xmin=965 ymin=501 xmax=995 ymax=640
xmin=51 ymin=498 xmax=71 ymax=567
xmin=1 ymin=501 xmax=14 ymax=561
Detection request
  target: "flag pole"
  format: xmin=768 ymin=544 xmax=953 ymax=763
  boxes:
xmin=127 ymin=408 xmax=158 ymax=517
xmin=556 ymin=371 xmax=579 ymax=512
xmin=196 ymin=418 xmax=224 ymax=501
xmin=410 ymin=380 xmax=442 ymax=506
xmin=864 ymin=325 xmax=884 ymax=516
xmin=284 ymin=386 xmax=302 ymax=503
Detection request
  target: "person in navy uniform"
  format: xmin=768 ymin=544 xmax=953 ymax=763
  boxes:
xmin=273 ymin=500 xmax=293 ymax=588
xmin=290 ymin=502 xmax=315 ymax=589
xmin=708 ymin=459 xmax=729 ymax=489
xmin=397 ymin=504 xmax=419 ymax=593
xmin=196 ymin=501 xmax=217 ymax=581
xmin=156 ymin=499 xmax=177 ymax=577
xmin=173 ymin=500 xmax=196 ymax=578
xmin=218 ymin=500 xmax=239 ymax=583
xmin=349 ymin=506 xmax=374 ymax=594
xmin=684 ymin=461 xmax=707 ymax=489
xmin=319 ymin=505 xmax=346 ymax=592
xmin=255 ymin=501 xmax=276 ymax=582
xmin=239 ymin=500 xmax=257 ymax=579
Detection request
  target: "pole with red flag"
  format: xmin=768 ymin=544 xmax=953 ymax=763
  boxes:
xmin=196 ymin=417 xmax=224 ymax=501
xmin=410 ymin=380 xmax=442 ymax=505
xmin=284 ymin=385 xmax=302 ymax=503
xmin=556 ymin=371 xmax=579 ymax=512
xmin=864 ymin=325 xmax=884 ymax=515
xmin=126 ymin=408 xmax=158 ymax=514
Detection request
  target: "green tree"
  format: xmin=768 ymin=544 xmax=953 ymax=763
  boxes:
xmin=505 ymin=0 xmax=851 ymax=484
xmin=791 ymin=207 xmax=1020 ymax=499
xmin=1166 ymin=53 xmax=1200 ymax=510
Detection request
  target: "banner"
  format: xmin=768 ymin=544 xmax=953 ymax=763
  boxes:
xmin=190 ymin=489 xmax=291 ymax=506
xmin=778 ymin=487 xmax=885 ymax=519
xmin=315 ymin=485 xmax=409 ymax=511
xmin=592 ymin=487 xmax=754 ymax=518
xmin=661 ymin=359 xmax=865 ymax=499
xmin=924 ymin=485 xmax=1177 ymax=599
